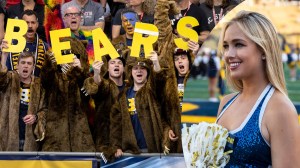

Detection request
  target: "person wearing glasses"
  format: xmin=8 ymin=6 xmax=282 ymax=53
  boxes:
xmin=61 ymin=0 xmax=105 ymax=31
xmin=63 ymin=6 xmax=86 ymax=40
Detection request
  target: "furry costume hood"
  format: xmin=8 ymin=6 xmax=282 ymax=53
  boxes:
xmin=125 ymin=57 xmax=153 ymax=86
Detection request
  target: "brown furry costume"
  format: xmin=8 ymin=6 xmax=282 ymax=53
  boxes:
xmin=84 ymin=77 xmax=119 ymax=146
xmin=110 ymin=57 xmax=169 ymax=154
xmin=83 ymin=40 xmax=130 ymax=162
xmin=0 ymin=66 xmax=46 ymax=151
xmin=83 ymin=76 xmax=120 ymax=161
xmin=41 ymin=37 xmax=95 ymax=152
xmin=154 ymin=0 xmax=195 ymax=153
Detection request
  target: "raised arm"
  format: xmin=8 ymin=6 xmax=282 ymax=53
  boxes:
xmin=154 ymin=0 xmax=179 ymax=44
xmin=93 ymin=60 xmax=104 ymax=85
xmin=0 ymin=39 xmax=11 ymax=90
xmin=40 ymin=51 xmax=58 ymax=90
xmin=83 ymin=60 xmax=111 ymax=97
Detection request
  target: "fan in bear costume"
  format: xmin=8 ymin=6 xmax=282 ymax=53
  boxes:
xmin=41 ymin=37 xmax=95 ymax=152
xmin=82 ymin=39 xmax=129 ymax=161
xmin=154 ymin=0 xmax=197 ymax=153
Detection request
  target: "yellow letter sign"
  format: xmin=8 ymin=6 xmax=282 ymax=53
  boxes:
xmin=50 ymin=28 xmax=73 ymax=64
xmin=92 ymin=28 xmax=119 ymax=61
xmin=3 ymin=19 xmax=28 ymax=53
xmin=174 ymin=16 xmax=199 ymax=50
xmin=131 ymin=22 xmax=159 ymax=57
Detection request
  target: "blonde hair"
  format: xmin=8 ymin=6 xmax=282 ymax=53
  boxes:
xmin=218 ymin=10 xmax=287 ymax=95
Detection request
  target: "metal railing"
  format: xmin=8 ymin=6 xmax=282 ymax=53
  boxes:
xmin=0 ymin=151 xmax=184 ymax=164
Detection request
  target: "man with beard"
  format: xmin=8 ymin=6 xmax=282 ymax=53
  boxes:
xmin=83 ymin=54 xmax=126 ymax=160
xmin=110 ymin=52 xmax=170 ymax=158
xmin=7 ymin=0 xmax=46 ymax=41
xmin=63 ymin=6 xmax=86 ymax=40
xmin=6 ymin=10 xmax=48 ymax=77
xmin=0 ymin=40 xmax=46 ymax=151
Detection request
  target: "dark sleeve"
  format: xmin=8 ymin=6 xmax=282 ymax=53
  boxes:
xmin=35 ymin=4 xmax=46 ymax=41
xmin=197 ymin=6 xmax=210 ymax=32
xmin=6 ymin=6 xmax=13 ymax=19
xmin=40 ymin=53 xmax=57 ymax=90
xmin=112 ymin=9 xmax=122 ymax=25
xmin=141 ymin=14 xmax=154 ymax=24
xmin=0 ymin=6 xmax=4 ymax=14
xmin=154 ymin=0 xmax=176 ymax=44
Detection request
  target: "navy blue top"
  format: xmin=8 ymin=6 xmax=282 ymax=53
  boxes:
xmin=218 ymin=85 xmax=274 ymax=167
xmin=126 ymin=86 xmax=147 ymax=149
xmin=19 ymin=82 xmax=30 ymax=142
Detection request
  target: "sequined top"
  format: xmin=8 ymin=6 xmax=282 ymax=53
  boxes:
xmin=217 ymin=84 xmax=274 ymax=167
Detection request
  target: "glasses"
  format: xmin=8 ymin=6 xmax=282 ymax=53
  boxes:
xmin=64 ymin=12 xmax=81 ymax=17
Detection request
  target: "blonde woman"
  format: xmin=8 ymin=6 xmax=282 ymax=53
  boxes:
xmin=216 ymin=11 xmax=300 ymax=167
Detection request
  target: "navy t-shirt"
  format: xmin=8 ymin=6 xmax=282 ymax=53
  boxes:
xmin=117 ymin=83 xmax=125 ymax=92
xmin=126 ymin=86 xmax=147 ymax=150
xmin=19 ymin=82 xmax=30 ymax=142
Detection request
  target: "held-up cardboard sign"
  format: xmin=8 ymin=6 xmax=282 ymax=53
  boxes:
xmin=4 ymin=17 xmax=199 ymax=64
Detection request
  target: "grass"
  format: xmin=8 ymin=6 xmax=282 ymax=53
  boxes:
xmin=185 ymin=65 xmax=300 ymax=103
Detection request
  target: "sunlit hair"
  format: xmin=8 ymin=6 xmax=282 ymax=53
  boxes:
xmin=218 ymin=10 xmax=287 ymax=95
xmin=18 ymin=51 xmax=35 ymax=65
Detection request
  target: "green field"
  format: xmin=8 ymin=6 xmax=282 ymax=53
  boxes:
xmin=185 ymin=65 xmax=300 ymax=103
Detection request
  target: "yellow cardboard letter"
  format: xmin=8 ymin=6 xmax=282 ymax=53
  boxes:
xmin=3 ymin=19 xmax=27 ymax=52
xmin=174 ymin=16 xmax=199 ymax=50
xmin=50 ymin=28 xmax=73 ymax=64
xmin=92 ymin=28 xmax=118 ymax=61
xmin=131 ymin=22 xmax=158 ymax=57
